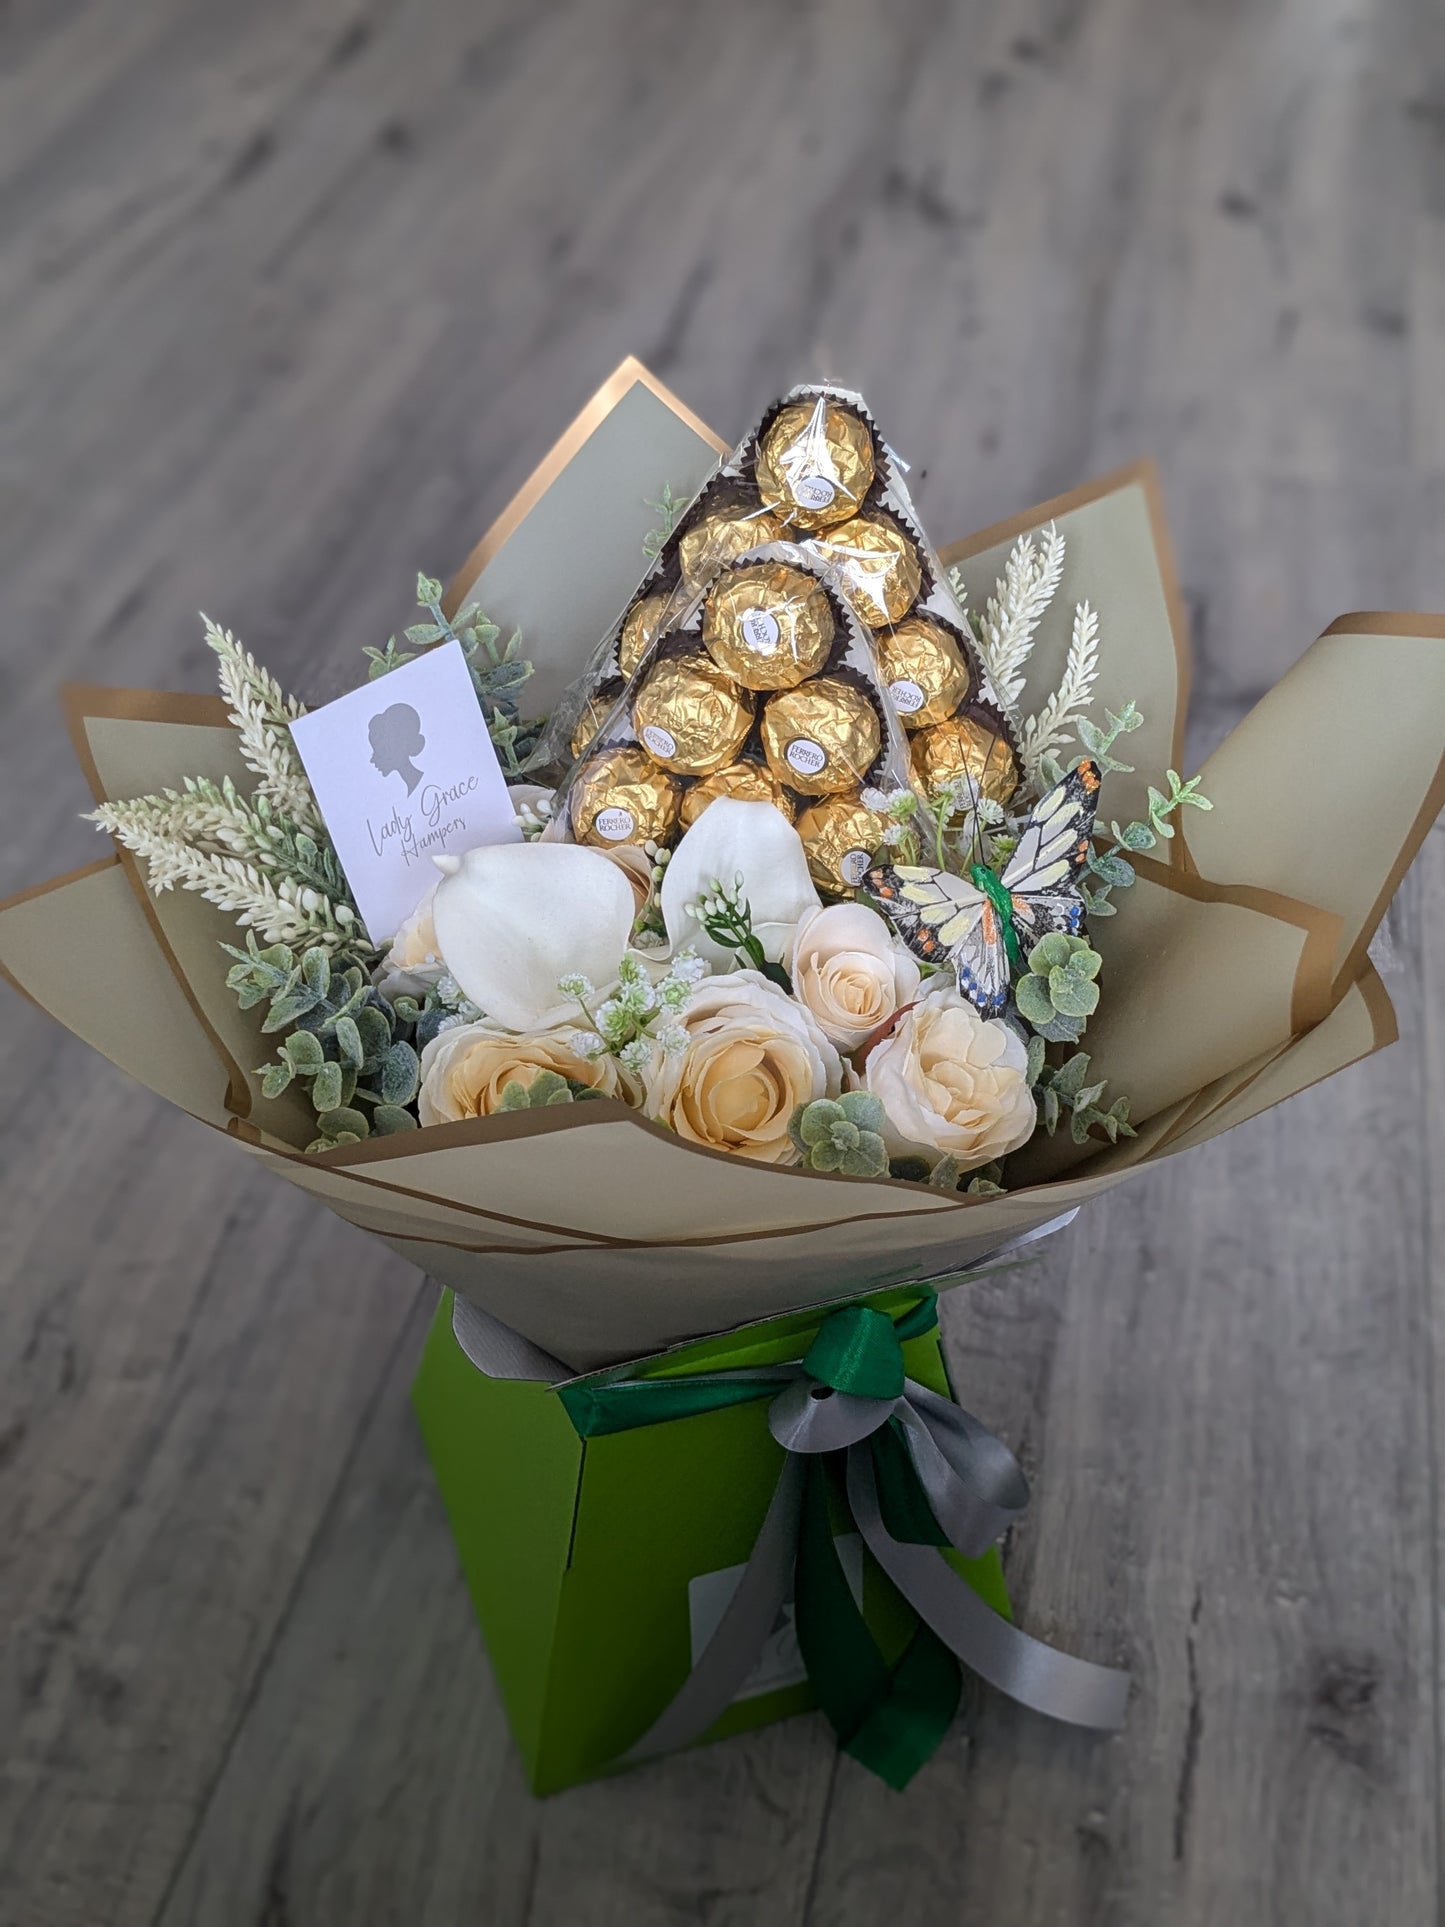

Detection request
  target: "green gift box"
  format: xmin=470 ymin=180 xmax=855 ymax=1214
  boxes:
xmin=411 ymin=1282 xmax=1011 ymax=1795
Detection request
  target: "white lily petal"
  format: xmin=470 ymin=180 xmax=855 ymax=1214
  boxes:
xmin=431 ymin=840 xmax=636 ymax=1031
xmin=661 ymin=798 xmax=821 ymax=971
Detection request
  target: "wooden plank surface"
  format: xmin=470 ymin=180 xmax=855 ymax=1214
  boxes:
xmin=1 ymin=0 xmax=1442 ymax=1921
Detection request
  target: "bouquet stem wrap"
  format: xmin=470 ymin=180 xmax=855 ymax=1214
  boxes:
xmin=551 ymin=1290 xmax=1127 ymax=1788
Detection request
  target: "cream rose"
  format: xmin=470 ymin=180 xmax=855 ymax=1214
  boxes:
xmin=418 ymin=1021 xmax=633 ymax=1125
xmin=861 ymin=987 xmax=1036 ymax=1167
xmin=374 ymin=882 xmax=445 ymax=1002
xmin=787 ymin=902 xmax=921 ymax=1052
xmin=643 ymin=970 xmax=842 ymax=1164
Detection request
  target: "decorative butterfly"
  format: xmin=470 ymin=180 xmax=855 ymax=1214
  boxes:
xmin=864 ymin=760 xmax=1102 ymax=1016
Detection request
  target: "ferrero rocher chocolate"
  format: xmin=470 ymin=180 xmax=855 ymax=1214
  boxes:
xmin=755 ymin=399 xmax=875 ymax=532
xmin=796 ymin=791 xmax=885 ymax=893
xmin=568 ymin=680 xmax=623 ymax=759
xmin=677 ymin=498 xmax=784 ymax=591
xmin=618 ymin=590 xmax=672 ymax=678
xmin=702 ymin=562 xmax=836 ymax=691
xmin=570 ymin=746 xmax=681 ymax=847
xmin=760 ymin=677 xmax=882 ymax=797
xmin=912 ymin=713 xmax=1020 ymax=806
xmin=679 ymin=759 xmax=796 ymax=830
xmin=807 ymin=512 xmax=923 ymax=628
xmin=875 ymin=616 xmax=972 ymax=729
xmin=631 ymin=651 xmax=754 ymax=776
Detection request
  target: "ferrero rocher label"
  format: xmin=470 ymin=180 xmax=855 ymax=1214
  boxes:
xmin=677 ymin=498 xmax=784 ymax=591
xmin=618 ymin=590 xmax=672 ymax=678
xmin=569 ymin=681 xmax=623 ymax=759
xmin=702 ymin=562 xmax=836 ymax=691
xmin=570 ymin=746 xmax=681 ymax=846
xmin=796 ymin=791 xmax=884 ymax=893
xmin=679 ymin=759 xmax=796 ymax=830
xmin=755 ymin=399 xmax=875 ymax=532
xmin=912 ymin=713 xmax=1020 ymax=806
xmin=760 ymin=677 xmax=882 ymax=797
xmin=632 ymin=652 xmax=754 ymax=776
xmin=876 ymin=616 xmax=973 ymax=729
xmin=807 ymin=512 xmax=923 ymax=628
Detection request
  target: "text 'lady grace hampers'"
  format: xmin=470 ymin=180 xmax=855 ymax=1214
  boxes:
xmin=367 ymin=773 xmax=481 ymax=866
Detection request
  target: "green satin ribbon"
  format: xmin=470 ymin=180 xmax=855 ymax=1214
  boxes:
xmin=557 ymin=1294 xmax=970 ymax=1790
xmin=969 ymin=862 xmax=1021 ymax=967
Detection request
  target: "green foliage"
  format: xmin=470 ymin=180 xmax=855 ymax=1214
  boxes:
xmin=496 ymin=1069 xmax=604 ymax=1110
xmin=642 ymin=482 xmax=685 ymax=560
xmin=1071 ymin=707 xmax=1213 ymax=918
xmin=224 ymin=932 xmax=431 ymax=1152
xmin=688 ymin=876 xmax=793 ymax=992
xmin=1015 ymin=932 xmax=1102 ymax=1042
xmin=365 ymin=573 xmax=540 ymax=773
xmin=789 ymin=1092 xmax=890 ymax=1177
xmin=1031 ymin=1048 xmax=1135 ymax=1146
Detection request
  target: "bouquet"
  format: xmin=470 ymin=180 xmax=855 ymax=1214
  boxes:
xmin=5 ymin=361 xmax=1441 ymax=1792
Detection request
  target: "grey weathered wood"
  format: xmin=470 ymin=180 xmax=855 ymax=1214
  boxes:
xmin=1 ymin=0 xmax=1443 ymax=1921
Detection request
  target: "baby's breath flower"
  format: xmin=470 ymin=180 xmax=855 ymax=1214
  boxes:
xmin=658 ymin=1024 xmax=689 ymax=1057
xmin=557 ymin=972 xmax=595 ymax=1002
xmin=569 ymin=1029 xmax=606 ymax=1058
xmin=618 ymin=1038 xmax=651 ymax=1074
xmin=670 ymin=946 xmax=706 ymax=983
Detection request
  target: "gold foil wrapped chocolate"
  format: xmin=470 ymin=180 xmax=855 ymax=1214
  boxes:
xmin=631 ymin=651 xmax=754 ymax=776
xmin=876 ymin=616 xmax=972 ymax=729
xmin=618 ymin=591 xmax=672 ymax=679
xmin=568 ymin=681 xmax=623 ymax=759
xmin=912 ymin=713 xmax=1020 ymax=806
xmin=679 ymin=759 xmax=796 ymax=830
xmin=796 ymin=791 xmax=885 ymax=893
xmin=702 ymin=562 xmax=835 ymax=691
xmin=807 ymin=512 xmax=923 ymax=628
xmin=760 ymin=677 xmax=881 ymax=797
xmin=755 ymin=399 xmax=875 ymax=532
xmin=677 ymin=497 xmax=784 ymax=592
xmin=570 ymin=746 xmax=681 ymax=847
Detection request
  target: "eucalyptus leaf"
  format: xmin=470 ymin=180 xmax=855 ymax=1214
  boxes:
xmin=311 ymin=1061 xmax=343 ymax=1114
xmin=318 ymin=1105 xmax=371 ymax=1140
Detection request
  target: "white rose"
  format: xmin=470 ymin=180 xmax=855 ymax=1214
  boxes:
xmin=787 ymin=902 xmax=921 ymax=1052
xmin=417 ymin=1021 xmax=634 ymax=1124
xmin=643 ymin=970 xmax=842 ymax=1165
xmin=861 ymin=986 xmax=1036 ymax=1167
xmin=373 ymin=882 xmax=445 ymax=1002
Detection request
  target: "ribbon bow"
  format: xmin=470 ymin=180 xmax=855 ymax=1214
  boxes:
xmin=559 ymin=1296 xmax=1127 ymax=1789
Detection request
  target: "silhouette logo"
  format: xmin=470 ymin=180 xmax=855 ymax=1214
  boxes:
xmin=368 ymin=703 xmax=426 ymax=795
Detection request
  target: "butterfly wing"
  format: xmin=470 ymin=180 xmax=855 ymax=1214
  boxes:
xmin=952 ymin=898 xmax=1012 ymax=1016
xmin=864 ymin=864 xmax=984 ymax=966
xmin=1001 ymin=759 xmax=1101 ymax=895
xmin=864 ymin=864 xmax=1011 ymax=1014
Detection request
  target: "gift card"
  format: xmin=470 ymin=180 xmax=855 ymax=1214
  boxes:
xmin=290 ymin=640 xmax=520 ymax=942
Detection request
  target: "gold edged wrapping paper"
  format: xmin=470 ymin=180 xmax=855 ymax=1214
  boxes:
xmin=940 ymin=460 xmax=1190 ymax=854
xmin=443 ymin=357 xmax=729 ymax=719
xmin=2 ymin=359 xmax=1441 ymax=1369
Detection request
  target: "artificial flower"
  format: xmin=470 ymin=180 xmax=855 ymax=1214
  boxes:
xmin=787 ymin=901 xmax=921 ymax=1052
xmin=430 ymin=840 xmax=635 ymax=1032
xmin=642 ymin=969 xmax=842 ymax=1164
xmin=417 ymin=1020 xmax=632 ymax=1125
xmin=861 ymin=986 xmax=1035 ymax=1167
xmin=660 ymin=798 xmax=820 ymax=972
xmin=373 ymin=881 xmax=445 ymax=1002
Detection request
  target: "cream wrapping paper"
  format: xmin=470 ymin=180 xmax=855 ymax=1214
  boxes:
xmin=0 ymin=363 xmax=1432 ymax=1371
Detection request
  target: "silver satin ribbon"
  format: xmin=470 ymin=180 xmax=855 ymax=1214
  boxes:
xmin=623 ymin=1361 xmax=1128 ymax=1764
